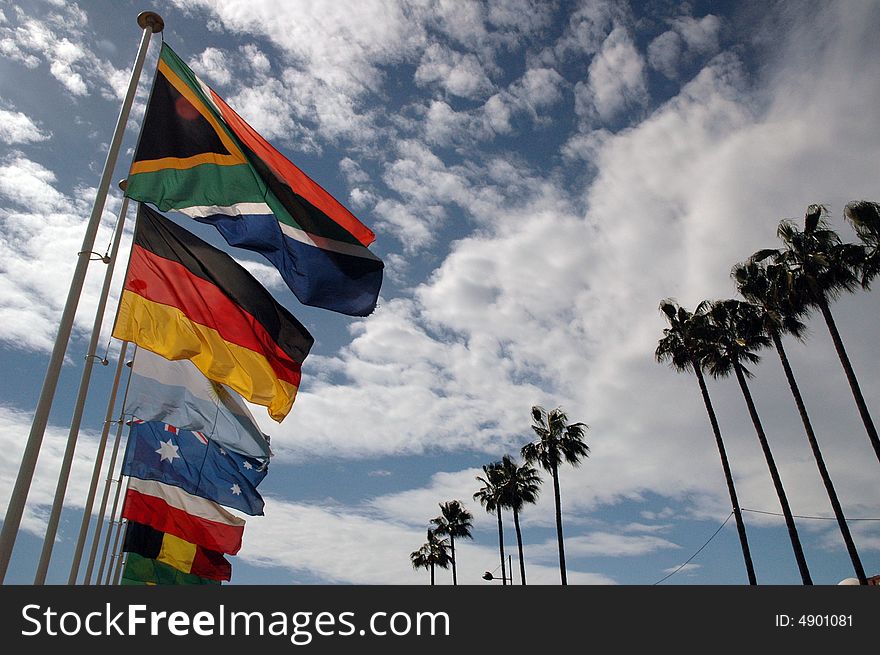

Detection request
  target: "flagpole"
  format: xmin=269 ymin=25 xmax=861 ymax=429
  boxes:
xmin=33 ymin=191 xmax=130 ymax=585
xmin=108 ymin=518 xmax=127 ymax=585
xmin=110 ymin=499 xmax=131 ymax=584
xmin=81 ymin=343 xmax=133 ymax=584
xmin=96 ymin=467 xmax=132 ymax=585
xmin=66 ymin=340 xmax=130 ymax=584
xmin=102 ymin=473 xmax=132 ymax=585
xmin=0 ymin=11 xmax=163 ymax=584
xmin=97 ymin=461 xmax=128 ymax=584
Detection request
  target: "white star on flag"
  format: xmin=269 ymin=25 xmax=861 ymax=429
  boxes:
xmin=243 ymin=461 xmax=253 ymax=470
xmin=155 ymin=439 xmax=180 ymax=463
xmin=230 ymin=484 xmax=242 ymax=496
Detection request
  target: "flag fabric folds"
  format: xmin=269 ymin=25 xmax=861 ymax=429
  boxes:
xmin=125 ymin=348 xmax=271 ymax=461
xmin=124 ymin=520 xmax=231 ymax=582
xmin=121 ymin=552 xmax=220 ymax=586
xmin=122 ymin=477 xmax=245 ymax=555
xmin=112 ymin=203 xmax=314 ymax=422
xmin=126 ymin=42 xmax=384 ymax=317
xmin=123 ymin=420 xmax=267 ymax=516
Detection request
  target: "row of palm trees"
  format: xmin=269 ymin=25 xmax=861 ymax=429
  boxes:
xmin=656 ymin=201 xmax=880 ymax=585
xmin=410 ymin=406 xmax=590 ymax=585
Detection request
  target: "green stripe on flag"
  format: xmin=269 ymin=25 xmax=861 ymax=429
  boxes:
xmin=121 ymin=552 xmax=220 ymax=586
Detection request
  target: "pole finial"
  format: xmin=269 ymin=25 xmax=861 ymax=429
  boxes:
xmin=137 ymin=11 xmax=164 ymax=33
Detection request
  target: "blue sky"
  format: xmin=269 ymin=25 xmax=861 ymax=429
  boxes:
xmin=1 ymin=0 xmax=879 ymax=586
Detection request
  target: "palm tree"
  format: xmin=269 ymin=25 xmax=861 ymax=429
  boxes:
xmin=474 ymin=461 xmax=508 ymax=585
xmin=430 ymin=500 xmax=474 ymax=586
xmin=496 ymin=454 xmax=542 ymax=585
xmin=409 ymin=528 xmax=452 ymax=586
xmin=655 ymin=299 xmax=757 ymax=585
xmin=753 ymin=205 xmax=879 ymax=464
xmin=521 ymin=406 xmax=589 ymax=585
xmin=843 ymin=200 xmax=880 ymax=286
xmin=734 ymin=260 xmax=868 ymax=584
xmin=701 ymin=298 xmax=812 ymax=584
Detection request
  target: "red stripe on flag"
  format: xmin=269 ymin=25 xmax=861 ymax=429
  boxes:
xmin=208 ymin=88 xmax=376 ymax=247
xmin=122 ymin=488 xmax=244 ymax=555
xmin=124 ymin=244 xmax=302 ymax=386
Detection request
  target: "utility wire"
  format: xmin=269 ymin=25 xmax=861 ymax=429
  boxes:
xmin=652 ymin=512 xmax=733 ymax=585
xmin=741 ymin=508 xmax=880 ymax=521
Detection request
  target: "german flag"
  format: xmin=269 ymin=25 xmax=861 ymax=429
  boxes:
xmin=112 ymin=203 xmax=314 ymax=421
xmin=123 ymin=521 xmax=231 ymax=582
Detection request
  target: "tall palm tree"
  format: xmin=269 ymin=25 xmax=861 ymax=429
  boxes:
xmin=474 ymin=461 xmax=508 ymax=585
xmin=734 ymin=261 xmax=868 ymax=584
xmin=843 ymin=200 xmax=880 ymax=286
xmin=655 ymin=299 xmax=757 ymax=585
xmin=701 ymin=298 xmax=812 ymax=585
xmin=496 ymin=454 xmax=542 ymax=585
xmin=521 ymin=406 xmax=589 ymax=585
xmin=430 ymin=500 xmax=474 ymax=586
xmin=410 ymin=528 xmax=452 ymax=586
xmin=753 ymin=205 xmax=880 ymax=464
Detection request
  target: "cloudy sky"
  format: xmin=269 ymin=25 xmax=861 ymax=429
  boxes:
xmin=1 ymin=0 xmax=879 ymax=587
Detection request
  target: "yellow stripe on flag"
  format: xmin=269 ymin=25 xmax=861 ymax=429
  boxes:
xmin=129 ymin=58 xmax=247 ymax=175
xmin=113 ymin=289 xmax=298 ymax=421
xmin=158 ymin=533 xmax=198 ymax=574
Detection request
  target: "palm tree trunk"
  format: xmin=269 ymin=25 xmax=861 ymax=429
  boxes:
xmin=817 ymin=298 xmax=880 ymax=464
xmin=732 ymin=361 xmax=812 ymax=584
xmin=450 ymin=534 xmax=457 ymax=586
xmin=550 ymin=455 xmax=567 ymax=585
xmin=497 ymin=508 xmax=507 ymax=586
xmin=693 ymin=362 xmax=757 ymax=585
xmin=430 ymin=562 xmax=434 ymax=586
xmin=771 ymin=331 xmax=867 ymax=584
xmin=512 ymin=507 xmax=526 ymax=585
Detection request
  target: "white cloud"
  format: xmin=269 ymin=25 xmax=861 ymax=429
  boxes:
xmin=0 ymin=7 xmax=127 ymax=100
xmin=528 ymin=532 xmax=681 ymax=559
xmin=648 ymin=14 xmax=722 ymax=79
xmin=0 ymin=153 xmax=125 ymax=352
xmin=547 ymin=0 xmax=620 ymax=62
xmin=513 ymin=66 xmax=565 ymax=110
xmin=0 ymin=106 xmax=51 ymax=144
xmin=227 ymin=77 xmax=302 ymax=143
xmin=171 ymin=0 xmax=427 ymax=144
xmin=190 ymin=46 xmax=233 ymax=87
xmin=661 ymin=562 xmax=701 ymax=576
xmin=240 ymin=493 xmax=616 ymax=584
xmin=372 ymin=198 xmax=439 ymax=251
xmin=252 ymin=4 xmax=880 ymax=568
xmin=414 ymin=43 xmax=495 ymax=100
xmin=575 ymin=25 xmax=648 ymax=124
xmin=0 ymin=405 xmax=105 ymax=537
xmin=674 ymin=15 xmax=721 ymax=54
xmin=647 ymin=30 xmax=682 ymax=79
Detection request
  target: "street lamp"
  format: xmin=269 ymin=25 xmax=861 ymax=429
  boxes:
xmin=482 ymin=555 xmax=513 ymax=583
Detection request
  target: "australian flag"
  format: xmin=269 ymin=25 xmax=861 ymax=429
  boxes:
xmin=123 ymin=420 xmax=267 ymax=515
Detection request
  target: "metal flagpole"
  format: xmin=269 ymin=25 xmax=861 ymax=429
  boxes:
xmin=105 ymin=519 xmax=126 ymax=585
xmin=0 ymin=11 xmax=164 ymax=584
xmin=66 ymin=340 xmax=129 ymax=583
xmin=110 ymin=501 xmax=130 ymax=585
xmin=97 ymin=464 xmax=128 ymax=584
xmin=34 ymin=191 xmax=130 ymax=585
xmin=101 ymin=470 xmax=128 ymax=585
xmin=81 ymin=346 xmax=134 ymax=584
